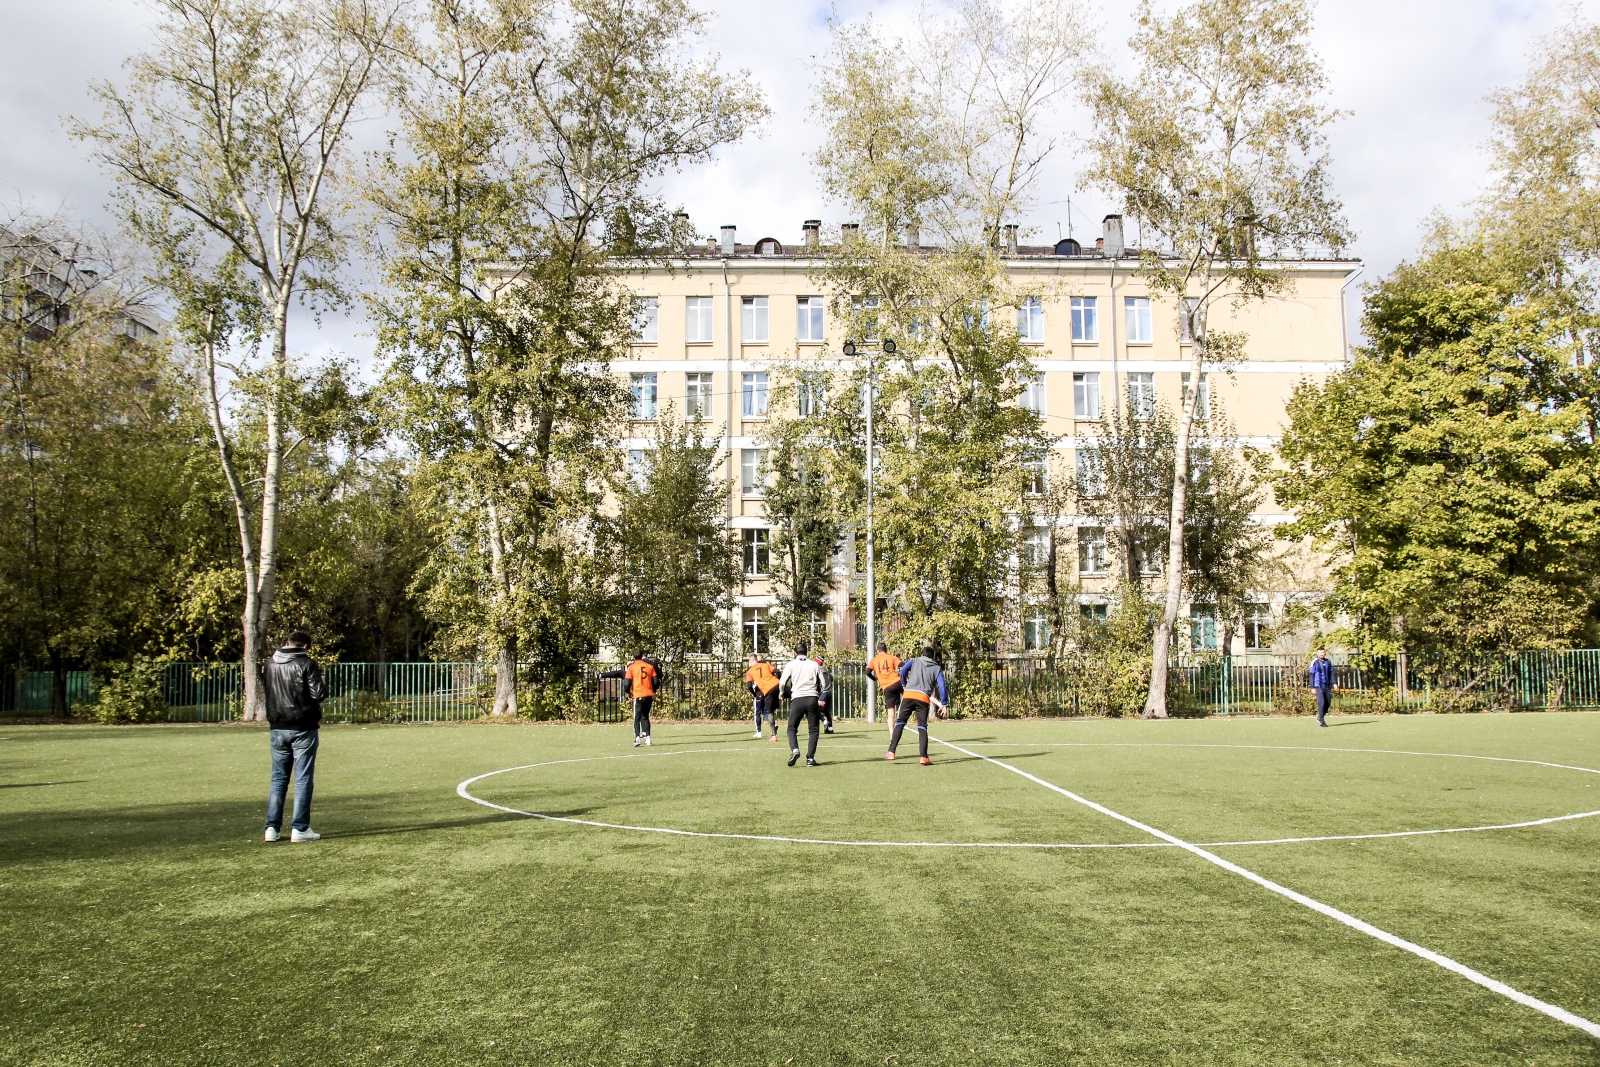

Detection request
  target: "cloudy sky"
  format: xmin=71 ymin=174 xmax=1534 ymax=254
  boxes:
xmin=0 ymin=0 xmax=1588 ymax=361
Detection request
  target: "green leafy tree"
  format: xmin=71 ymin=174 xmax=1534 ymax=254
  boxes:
xmin=599 ymin=413 xmax=739 ymax=661
xmin=370 ymin=0 xmax=765 ymax=712
xmin=1083 ymin=0 xmax=1350 ymax=715
xmin=762 ymin=427 xmax=843 ymax=649
xmin=1274 ymin=236 xmax=1600 ymax=661
xmin=75 ymin=0 xmax=395 ymax=719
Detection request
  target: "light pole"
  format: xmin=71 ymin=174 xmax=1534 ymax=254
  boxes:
xmin=844 ymin=337 xmax=896 ymax=723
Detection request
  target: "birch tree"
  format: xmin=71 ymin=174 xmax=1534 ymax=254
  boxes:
xmin=75 ymin=0 xmax=395 ymax=719
xmin=1083 ymin=0 xmax=1349 ymax=716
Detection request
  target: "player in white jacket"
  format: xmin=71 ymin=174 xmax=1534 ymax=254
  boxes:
xmin=779 ymin=641 xmax=827 ymax=767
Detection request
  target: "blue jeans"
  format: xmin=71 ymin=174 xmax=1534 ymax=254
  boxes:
xmin=266 ymin=729 xmax=319 ymax=832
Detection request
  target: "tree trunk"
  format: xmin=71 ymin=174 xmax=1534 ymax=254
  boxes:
xmin=246 ymin=313 xmax=290 ymax=721
xmin=1144 ymin=330 xmax=1206 ymax=718
xmin=50 ymin=649 xmax=67 ymax=718
xmin=491 ymin=635 xmax=519 ymax=716
xmin=241 ymin=597 xmax=264 ymax=725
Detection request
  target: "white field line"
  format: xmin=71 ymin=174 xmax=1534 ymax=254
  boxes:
xmin=931 ymin=734 xmax=1600 ymax=1042
xmin=457 ymin=745 xmax=1600 ymax=849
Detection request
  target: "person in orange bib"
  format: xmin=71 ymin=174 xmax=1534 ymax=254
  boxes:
xmin=867 ymin=641 xmax=903 ymax=722
xmin=744 ymin=652 xmax=781 ymax=740
xmin=600 ymin=651 xmax=660 ymax=746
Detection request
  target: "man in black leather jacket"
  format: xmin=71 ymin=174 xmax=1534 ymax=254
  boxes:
xmin=264 ymin=630 xmax=328 ymax=842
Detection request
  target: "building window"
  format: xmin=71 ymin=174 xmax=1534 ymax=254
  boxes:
xmin=1244 ymin=603 xmax=1272 ymax=650
xmin=1073 ymin=372 xmax=1101 ymax=420
xmin=1070 ymin=296 xmax=1098 ymax=342
xmin=1077 ymin=527 xmax=1108 ymax=575
xmin=686 ymin=372 xmax=713 ymax=419
xmin=740 ymin=449 xmax=767 ymax=496
xmin=1021 ymin=527 xmax=1051 ymax=567
xmin=1019 ymin=372 xmax=1046 ymax=415
xmin=1080 ymin=602 xmax=1108 ymax=624
xmin=741 ymin=296 xmax=769 ymax=343
xmin=1179 ymin=297 xmax=1200 ymax=343
xmin=630 ymin=372 xmax=657 ymax=419
xmin=1181 ymin=372 xmax=1210 ymax=419
xmin=852 ymin=296 xmax=880 ymax=341
xmin=798 ymin=374 xmax=827 ymax=417
xmin=1125 ymin=296 xmax=1152 ymax=344
xmin=1016 ymin=296 xmax=1044 ymax=343
xmin=633 ymin=297 xmax=658 ymax=343
xmin=1022 ymin=450 xmax=1048 ymax=496
xmin=742 ymin=607 xmax=769 ymax=653
xmin=1127 ymin=372 xmax=1155 ymax=420
xmin=1137 ymin=539 xmax=1164 ymax=576
xmin=1190 ymin=605 xmax=1218 ymax=651
xmin=1023 ymin=608 xmax=1051 ymax=651
xmin=741 ymin=372 xmax=769 ymax=418
xmin=1075 ymin=448 xmax=1103 ymax=497
xmin=797 ymin=296 xmax=825 ymax=343
xmin=627 ymin=448 xmax=649 ymax=489
xmin=743 ymin=529 xmax=769 ymax=576
xmin=686 ymin=296 xmax=713 ymax=344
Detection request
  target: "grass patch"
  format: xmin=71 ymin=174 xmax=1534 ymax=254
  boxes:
xmin=2 ymin=714 xmax=1598 ymax=1065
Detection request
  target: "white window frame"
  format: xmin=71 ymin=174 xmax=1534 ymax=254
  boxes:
xmin=741 ymin=371 xmax=769 ymax=418
xmin=629 ymin=372 xmax=658 ymax=420
xmin=1022 ymin=450 xmax=1048 ymax=496
xmin=1244 ymin=602 xmax=1272 ymax=650
xmin=1127 ymin=372 xmax=1155 ymax=421
xmin=1016 ymin=296 xmax=1045 ymax=343
xmin=1023 ymin=607 xmax=1051 ymax=651
xmin=633 ymin=297 xmax=658 ymax=343
xmin=742 ymin=528 xmax=769 ymax=576
xmin=1020 ymin=372 xmax=1046 ymax=415
xmin=1078 ymin=527 xmax=1108 ymax=575
xmin=686 ymin=296 xmax=714 ymax=344
xmin=1070 ymin=296 xmax=1098 ymax=342
xmin=796 ymin=296 xmax=825 ymax=343
xmin=627 ymin=448 xmax=649 ymax=489
xmin=685 ymin=372 xmax=713 ymax=420
xmin=1179 ymin=297 xmax=1200 ymax=343
xmin=1021 ymin=527 xmax=1051 ymax=568
xmin=1075 ymin=448 xmax=1104 ymax=497
xmin=798 ymin=374 xmax=826 ymax=418
xmin=1072 ymin=372 xmax=1101 ymax=420
xmin=742 ymin=606 xmax=769 ymax=653
xmin=1124 ymin=296 xmax=1153 ymax=344
xmin=1079 ymin=602 xmax=1108 ymax=624
xmin=740 ymin=448 xmax=767 ymax=496
xmin=741 ymin=296 xmax=769 ymax=343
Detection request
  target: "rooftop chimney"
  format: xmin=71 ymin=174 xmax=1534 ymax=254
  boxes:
xmin=803 ymin=219 xmax=821 ymax=248
xmin=841 ymin=222 xmax=860 ymax=242
xmin=1003 ymin=224 xmax=1019 ymax=256
xmin=1102 ymin=214 xmax=1124 ymax=258
xmin=720 ymin=225 xmax=736 ymax=256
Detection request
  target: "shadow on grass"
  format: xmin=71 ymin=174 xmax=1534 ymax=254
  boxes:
xmin=0 ymin=780 xmax=88 ymax=789
xmin=1330 ymin=720 xmax=1380 ymax=727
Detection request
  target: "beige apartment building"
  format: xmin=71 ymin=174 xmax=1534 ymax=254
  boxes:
xmin=614 ymin=216 xmax=1360 ymax=657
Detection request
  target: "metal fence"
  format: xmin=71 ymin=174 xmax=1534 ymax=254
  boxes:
xmin=7 ymin=649 xmax=1599 ymax=721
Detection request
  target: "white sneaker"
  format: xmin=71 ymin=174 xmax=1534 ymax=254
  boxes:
xmin=643 ymin=735 xmax=652 ymax=746
xmin=290 ymin=828 xmax=321 ymax=842
xmin=753 ymin=731 xmax=763 ymax=739
xmin=633 ymin=737 xmax=642 ymax=747
xmin=264 ymin=827 xmax=280 ymax=842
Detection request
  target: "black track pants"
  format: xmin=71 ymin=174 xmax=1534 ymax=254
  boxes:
xmin=888 ymin=698 xmax=930 ymax=758
xmin=787 ymin=697 xmax=821 ymax=759
xmin=633 ymin=695 xmax=654 ymax=737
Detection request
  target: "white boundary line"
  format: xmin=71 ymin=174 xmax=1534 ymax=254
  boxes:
xmin=930 ymin=734 xmax=1600 ymax=1041
xmin=456 ymin=744 xmax=1600 ymax=850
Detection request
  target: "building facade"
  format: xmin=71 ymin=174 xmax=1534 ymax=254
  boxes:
xmin=613 ymin=217 xmax=1360 ymax=657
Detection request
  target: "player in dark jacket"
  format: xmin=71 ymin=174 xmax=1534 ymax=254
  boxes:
xmin=264 ymin=630 xmax=328 ymax=842
xmin=886 ymin=645 xmax=948 ymax=765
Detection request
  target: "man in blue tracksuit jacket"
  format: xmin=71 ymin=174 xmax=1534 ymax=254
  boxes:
xmin=886 ymin=645 xmax=948 ymax=765
xmin=1309 ymin=648 xmax=1335 ymax=727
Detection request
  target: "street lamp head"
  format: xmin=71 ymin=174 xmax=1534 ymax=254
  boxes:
xmin=842 ymin=340 xmax=856 ymax=356
xmin=883 ymin=338 xmax=897 ymax=354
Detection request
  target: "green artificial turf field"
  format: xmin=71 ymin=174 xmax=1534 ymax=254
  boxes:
xmin=2 ymin=714 xmax=1598 ymax=1066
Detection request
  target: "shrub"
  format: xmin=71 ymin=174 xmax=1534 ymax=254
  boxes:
xmin=91 ymin=659 xmax=168 ymax=724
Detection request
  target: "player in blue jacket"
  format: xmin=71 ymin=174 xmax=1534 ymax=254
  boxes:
xmin=885 ymin=645 xmax=947 ymax=765
xmin=1309 ymin=648 xmax=1336 ymax=727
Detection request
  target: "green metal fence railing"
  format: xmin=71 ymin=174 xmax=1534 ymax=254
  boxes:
xmin=6 ymin=649 xmax=1600 ymax=721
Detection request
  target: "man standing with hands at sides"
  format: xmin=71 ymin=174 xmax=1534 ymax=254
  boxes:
xmin=600 ymin=651 xmax=660 ymax=746
xmin=1310 ymin=648 xmax=1336 ymax=728
xmin=779 ymin=641 xmax=826 ymax=767
xmin=814 ymin=650 xmax=835 ymax=734
xmin=744 ymin=652 xmax=781 ymax=740
xmin=264 ymin=630 xmax=327 ymax=842
xmin=867 ymin=641 xmax=902 ymax=729
xmin=886 ymin=644 xmax=948 ymax=766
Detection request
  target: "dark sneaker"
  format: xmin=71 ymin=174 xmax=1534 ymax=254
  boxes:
xmin=788 ymin=750 xmax=800 ymax=767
